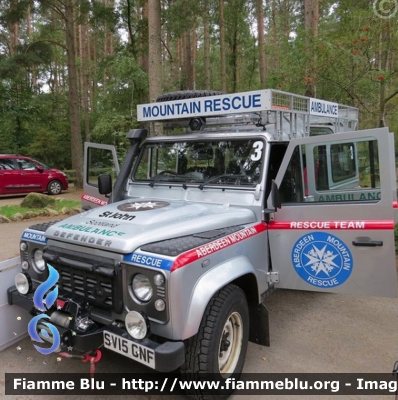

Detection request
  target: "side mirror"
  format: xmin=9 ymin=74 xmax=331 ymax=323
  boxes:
xmin=271 ymin=180 xmax=281 ymax=210
xmin=36 ymin=166 xmax=44 ymax=173
xmin=98 ymin=174 xmax=112 ymax=196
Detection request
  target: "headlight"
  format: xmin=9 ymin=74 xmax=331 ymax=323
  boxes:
xmin=132 ymin=274 xmax=153 ymax=302
xmin=33 ymin=249 xmax=46 ymax=273
xmin=15 ymin=273 xmax=32 ymax=295
xmin=125 ymin=311 xmax=149 ymax=340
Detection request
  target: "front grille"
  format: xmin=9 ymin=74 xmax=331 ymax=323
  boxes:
xmin=58 ymin=266 xmax=113 ymax=308
xmin=43 ymin=245 xmax=123 ymax=314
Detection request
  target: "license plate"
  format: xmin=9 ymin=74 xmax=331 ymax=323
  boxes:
xmin=103 ymin=331 xmax=155 ymax=369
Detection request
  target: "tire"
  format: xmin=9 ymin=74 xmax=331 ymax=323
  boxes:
xmin=47 ymin=180 xmax=62 ymax=195
xmin=181 ymin=284 xmax=249 ymax=400
xmin=156 ymin=90 xmax=225 ymax=102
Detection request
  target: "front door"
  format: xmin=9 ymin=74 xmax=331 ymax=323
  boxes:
xmin=82 ymin=143 xmax=119 ymax=210
xmin=16 ymin=158 xmax=44 ymax=193
xmin=268 ymin=128 xmax=397 ymax=297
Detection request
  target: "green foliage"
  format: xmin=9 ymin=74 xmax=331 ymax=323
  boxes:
xmin=0 ymin=199 xmax=80 ymax=220
xmin=20 ymin=193 xmax=56 ymax=208
xmin=0 ymin=0 xmax=398 ymax=172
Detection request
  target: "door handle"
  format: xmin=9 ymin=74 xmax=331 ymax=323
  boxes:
xmin=352 ymin=239 xmax=383 ymax=247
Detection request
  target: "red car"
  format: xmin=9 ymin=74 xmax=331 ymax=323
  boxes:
xmin=0 ymin=154 xmax=68 ymax=196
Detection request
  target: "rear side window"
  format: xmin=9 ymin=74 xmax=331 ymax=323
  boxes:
xmin=0 ymin=158 xmax=15 ymax=170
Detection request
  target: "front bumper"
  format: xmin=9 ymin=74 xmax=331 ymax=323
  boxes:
xmin=7 ymin=286 xmax=185 ymax=372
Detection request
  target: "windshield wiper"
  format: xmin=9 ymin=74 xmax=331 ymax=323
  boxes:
xmin=148 ymin=178 xmax=161 ymax=188
xmin=198 ymin=174 xmax=247 ymax=190
xmin=149 ymin=174 xmax=188 ymax=188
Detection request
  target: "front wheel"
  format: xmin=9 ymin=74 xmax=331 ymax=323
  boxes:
xmin=47 ymin=180 xmax=62 ymax=195
xmin=181 ymin=284 xmax=249 ymax=398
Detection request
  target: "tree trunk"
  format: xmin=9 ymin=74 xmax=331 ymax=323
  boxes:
xmin=204 ymin=0 xmax=210 ymax=89
xmin=193 ymin=24 xmax=197 ymax=90
xmin=304 ymin=0 xmax=318 ymax=97
xmin=177 ymin=37 xmax=183 ymax=89
xmin=27 ymin=4 xmax=37 ymax=90
xmin=219 ymin=0 xmax=226 ymax=92
xmin=65 ymin=1 xmax=84 ymax=188
xmin=185 ymin=30 xmax=193 ymax=89
xmin=255 ymin=0 xmax=266 ymax=88
xmin=271 ymin=0 xmax=279 ymax=70
xmin=140 ymin=0 xmax=149 ymax=72
xmin=148 ymin=0 xmax=163 ymax=135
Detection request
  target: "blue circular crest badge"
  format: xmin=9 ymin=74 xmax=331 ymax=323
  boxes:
xmin=291 ymin=232 xmax=353 ymax=288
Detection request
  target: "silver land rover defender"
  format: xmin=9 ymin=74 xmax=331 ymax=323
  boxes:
xmin=8 ymin=90 xmax=398 ymax=384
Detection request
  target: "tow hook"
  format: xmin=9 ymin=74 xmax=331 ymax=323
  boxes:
xmin=82 ymin=349 xmax=102 ymax=376
xmin=58 ymin=349 xmax=102 ymax=376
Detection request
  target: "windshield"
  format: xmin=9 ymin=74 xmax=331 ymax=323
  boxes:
xmin=134 ymin=139 xmax=264 ymax=187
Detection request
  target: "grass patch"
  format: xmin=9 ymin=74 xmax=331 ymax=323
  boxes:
xmin=0 ymin=199 xmax=80 ymax=219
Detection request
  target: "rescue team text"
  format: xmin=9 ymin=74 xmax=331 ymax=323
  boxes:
xmin=290 ymin=221 xmax=365 ymax=229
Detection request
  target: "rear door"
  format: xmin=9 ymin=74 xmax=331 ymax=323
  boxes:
xmin=82 ymin=143 xmax=120 ymax=210
xmin=0 ymin=158 xmax=21 ymax=194
xmin=267 ymin=128 xmax=397 ymax=297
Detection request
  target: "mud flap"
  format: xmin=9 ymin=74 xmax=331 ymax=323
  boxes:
xmin=248 ymin=302 xmax=270 ymax=347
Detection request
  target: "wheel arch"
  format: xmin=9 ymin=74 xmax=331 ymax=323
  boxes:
xmin=178 ymin=256 xmax=260 ymax=340
xmin=229 ymin=273 xmax=259 ymax=305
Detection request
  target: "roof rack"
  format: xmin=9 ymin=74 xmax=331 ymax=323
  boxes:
xmin=137 ymin=89 xmax=359 ymax=140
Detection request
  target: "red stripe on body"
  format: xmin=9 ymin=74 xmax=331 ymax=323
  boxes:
xmin=171 ymin=223 xmax=267 ymax=272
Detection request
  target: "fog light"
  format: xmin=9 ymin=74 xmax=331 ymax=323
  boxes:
xmin=15 ymin=273 xmax=32 ymax=295
xmin=20 ymin=242 xmax=28 ymax=252
xmin=33 ymin=249 xmax=45 ymax=272
xmin=125 ymin=311 xmax=149 ymax=340
xmin=153 ymin=274 xmax=164 ymax=286
xmin=154 ymin=299 xmax=165 ymax=311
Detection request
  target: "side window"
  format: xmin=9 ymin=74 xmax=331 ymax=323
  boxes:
xmin=279 ymin=146 xmax=304 ymax=203
xmin=280 ymin=138 xmax=380 ymax=204
xmin=330 ymin=143 xmax=356 ymax=183
xmin=0 ymin=158 xmax=15 ymax=170
xmin=86 ymin=147 xmax=118 ymax=187
xmin=16 ymin=158 xmax=36 ymax=170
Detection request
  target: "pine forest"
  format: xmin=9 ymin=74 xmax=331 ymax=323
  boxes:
xmin=1 ymin=0 xmax=397 ymax=187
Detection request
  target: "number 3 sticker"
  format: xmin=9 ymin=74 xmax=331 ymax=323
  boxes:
xmin=251 ymin=141 xmax=263 ymax=161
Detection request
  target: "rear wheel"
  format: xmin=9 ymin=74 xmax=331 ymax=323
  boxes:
xmin=47 ymin=180 xmax=62 ymax=195
xmin=181 ymin=284 xmax=249 ymax=399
